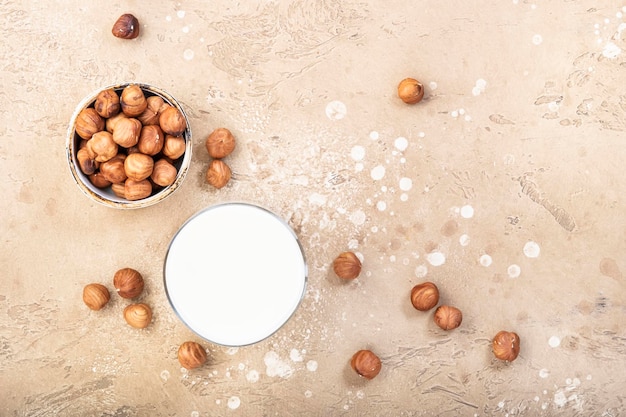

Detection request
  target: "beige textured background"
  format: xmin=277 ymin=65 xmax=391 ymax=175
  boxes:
xmin=1 ymin=1 xmax=626 ymax=416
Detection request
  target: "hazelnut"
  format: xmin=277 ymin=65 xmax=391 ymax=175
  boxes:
xmin=77 ymin=147 xmax=98 ymax=175
xmin=162 ymin=135 xmax=186 ymax=160
xmin=205 ymin=128 xmax=236 ymax=159
xmin=333 ymin=251 xmax=361 ymax=279
xmin=151 ymin=159 xmax=178 ymax=187
xmin=159 ymin=106 xmax=186 ymax=136
xmin=205 ymin=159 xmax=231 ymax=189
xmin=137 ymin=96 xmax=163 ymax=126
xmin=105 ymin=111 xmax=128 ymax=133
xmin=121 ymin=84 xmax=147 ymax=117
xmin=100 ymin=154 xmax=128 ymax=184
xmin=123 ymin=303 xmax=152 ymax=329
xmin=137 ymin=125 xmax=164 ymax=156
xmin=111 ymin=183 xmax=126 ymax=199
xmin=75 ymin=108 xmax=105 ymax=140
xmin=410 ymin=282 xmax=439 ymax=311
xmin=94 ymin=88 xmax=120 ymax=118
xmin=112 ymin=117 xmax=141 ymax=148
xmin=125 ymin=178 xmax=152 ymax=200
xmin=178 ymin=341 xmax=208 ymax=370
xmin=86 ymin=131 xmax=118 ymax=162
xmin=88 ymin=172 xmax=112 ymax=189
xmin=397 ymin=77 xmax=425 ymax=104
xmin=492 ymin=331 xmax=521 ymax=362
xmin=112 ymin=13 xmax=140 ymax=39
xmin=434 ymin=305 xmax=462 ymax=330
xmin=82 ymin=283 xmax=110 ymax=311
xmin=113 ymin=267 xmax=144 ymax=299
xmin=124 ymin=152 xmax=154 ymax=181
xmin=350 ymin=350 xmax=381 ymax=380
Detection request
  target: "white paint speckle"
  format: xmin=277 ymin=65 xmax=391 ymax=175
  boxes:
xmin=165 ymin=15 xmax=172 ymax=22
xmin=394 ymin=136 xmax=408 ymax=151
xmin=325 ymin=100 xmax=347 ymax=120
xmin=306 ymin=360 xmax=318 ymax=372
xmin=507 ymin=264 xmax=521 ymax=278
xmin=548 ymin=336 xmax=561 ymax=348
xmin=523 ymin=241 xmax=541 ymax=258
xmin=429 ymin=81 xmax=438 ymax=90
xmin=539 ymin=368 xmax=550 ymax=378
xmin=602 ymin=41 xmax=622 ymax=58
xmin=183 ymin=49 xmax=194 ymax=61
xmin=532 ymin=34 xmax=543 ymax=45
xmin=351 ymin=146 xmax=365 ymax=161
xmin=246 ymin=369 xmax=259 ymax=383
xmin=415 ymin=264 xmax=428 ymax=278
xmin=399 ymin=177 xmax=412 ymax=191
xmin=369 ymin=131 xmax=379 ymax=140
xmin=451 ymin=110 xmax=459 ymax=118
xmin=370 ymin=165 xmax=386 ymax=181
xmin=290 ymin=348 xmax=303 ymax=362
xmin=472 ymin=79 xmax=487 ymax=96
xmin=182 ymin=26 xmax=190 ymax=34
xmin=479 ymin=254 xmax=493 ymax=267
xmin=160 ymin=370 xmax=170 ymax=381
xmin=459 ymin=234 xmax=470 ymax=246
xmin=426 ymin=251 xmax=446 ymax=266
xmin=177 ymin=10 xmax=186 ymax=18
xmin=376 ymin=201 xmax=387 ymax=211
xmin=349 ymin=210 xmax=366 ymax=226
xmin=460 ymin=205 xmax=474 ymax=218
xmin=264 ymin=351 xmax=294 ymax=378
xmin=304 ymin=390 xmax=313 ymax=398
xmin=228 ymin=396 xmax=241 ymax=410
xmin=400 ymin=193 xmax=409 ymax=202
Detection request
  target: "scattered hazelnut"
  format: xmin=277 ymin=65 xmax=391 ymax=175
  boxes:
xmin=333 ymin=251 xmax=361 ymax=279
xmin=123 ymin=303 xmax=152 ymax=329
xmin=397 ymin=77 xmax=425 ymax=104
xmin=410 ymin=282 xmax=439 ymax=311
xmin=124 ymin=178 xmax=153 ymax=201
xmin=151 ymin=159 xmax=178 ymax=187
xmin=94 ymin=88 xmax=120 ymax=118
xmin=113 ymin=267 xmax=144 ymax=299
xmin=112 ymin=117 xmax=141 ymax=148
xmin=162 ymin=135 xmax=186 ymax=160
xmin=205 ymin=128 xmax=236 ymax=159
xmin=434 ymin=305 xmax=463 ymax=330
xmin=82 ymin=283 xmax=110 ymax=311
xmin=159 ymin=106 xmax=186 ymax=136
xmin=124 ymin=152 xmax=154 ymax=181
xmin=350 ymin=350 xmax=381 ymax=380
xmin=178 ymin=341 xmax=208 ymax=370
xmin=492 ymin=331 xmax=521 ymax=362
xmin=88 ymin=172 xmax=112 ymax=189
xmin=120 ymin=84 xmax=148 ymax=117
xmin=86 ymin=131 xmax=118 ymax=162
xmin=205 ymin=159 xmax=231 ymax=189
xmin=112 ymin=14 xmax=140 ymax=39
xmin=75 ymin=108 xmax=104 ymax=140
xmin=137 ymin=125 xmax=164 ymax=156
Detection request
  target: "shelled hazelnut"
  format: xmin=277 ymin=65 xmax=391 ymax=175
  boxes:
xmin=82 ymin=283 xmax=110 ymax=311
xmin=112 ymin=14 xmax=140 ymax=40
xmin=333 ymin=251 xmax=361 ymax=280
xmin=178 ymin=341 xmax=208 ymax=370
xmin=350 ymin=350 xmax=382 ymax=380
xmin=123 ymin=303 xmax=152 ymax=328
xmin=205 ymin=159 xmax=231 ymax=189
xmin=205 ymin=128 xmax=236 ymax=159
xmin=410 ymin=282 xmax=439 ymax=311
xmin=113 ymin=267 xmax=144 ymax=299
xmin=492 ymin=331 xmax=521 ymax=362
xmin=397 ymin=77 xmax=425 ymax=104
xmin=434 ymin=305 xmax=463 ymax=330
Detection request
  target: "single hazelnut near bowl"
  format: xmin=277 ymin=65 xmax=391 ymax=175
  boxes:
xmin=333 ymin=251 xmax=361 ymax=280
xmin=159 ymin=106 xmax=186 ymax=136
xmin=205 ymin=128 xmax=236 ymax=159
xmin=75 ymin=108 xmax=105 ymax=140
xmin=94 ymin=88 xmax=120 ymax=118
xmin=434 ymin=305 xmax=463 ymax=330
xmin=350 ymin=350 xmax=382 ymax=380
xmin=113 ymin=267 xmax=144 ymax=299
xmin=82 ymin=283 xmax=110 ymax=311
xmin=112 ymin=13 xmax=140 ymax=39
xmin=410 ymin=282 xmax=439 ymax=311
xmin=123 ymin=303 xmax=152 ymax=329
xmin=397 ymin=77 xmax=425 ymax=104
xmin=178 ymin=341 xmax=208 ymax=370
xmin=492 ymin=331 xmax=521 ymax=362
xmin=120 ymin=84 xmax=148 ymax=117
xmin=205 ymin=159 xmax=231 ymax=189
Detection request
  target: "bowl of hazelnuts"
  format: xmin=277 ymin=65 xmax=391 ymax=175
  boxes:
xmin=66 ymin=82 xmax=192 ymax=209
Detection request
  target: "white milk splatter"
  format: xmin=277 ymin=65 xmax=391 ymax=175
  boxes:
xmin=325 ymin=101 xmax=347 ymax=120
xmin=426 ymin=251 xmax=446 ymax=266
xmin=399 ymin=177 xmax=412 ymax=191
xmin=191 ymin=412 xmax=199 ymax=417
xmin=459 ymin=234 xmax=470 ymax=246
xmin=264 ymin=351 xmax=294 ymax=378
xmin=429 ymin=81 xmax=438 ymax=90
xmin=350 ymin=210 xmax=366 ymax=226
xmin=507 ymin=264 xmax=521 ymax=278
xmin=351 ymin=146 xmax=365 ymax=161
xmin=182 ymin=26 xmax=190 ymax=33
xmin=400 ymin=193 xmax=409 ymax=202
xmin=165 ymin=15 xmax=172 ymax=22
xmin=183 ymin=49 xmax=194 ymax=60
xmin=177 ymin=10 xmax=186 ymax=18
xmin=602 ymin=42 xmax=622 ymax=58
xmin=369 ymin=131 xmax=379 ymax=140
xmin=308 ymin=193 xmax=327 ymax=206
xmin=160 ymin=370 xmax=170 ymax=381
xmin=348 ymin=239 xmax=359 ymax=249
xmin=306 ymin=360 xmax=318 ymax=372
xmin=370 ymin=165 xmax=386 ymax=180
xmin=246 ymin=369 xmax=259 ymax=382
xmin=238 ymin=363 xmax=245 ymax=371
xmin=554 ymin=391 xmax=567 ymax=407
xmin=479 ymin=254 xmax=492 ymax=267
xmin=472 ymin=79 xmax=487 ymax=96
xmin=523 ymin=241 xmax=541 ymax=258
xmin=451 ymin=110 xmax=459 ymax=118
xmin=548 ymin=336 xmax=561 ymax=348
xmin=460 ymin=205 xmax=474 ymax=218
xmin=532 ymin=34 xmax=543 ymax=45
xmin=304 ymin=390 xmax=313 ymax=398
xmin=226 ymin=347 xmax=239 ymax=355
xmin=394 ymin=137 xmax=408 ymax=151
xmin=539 ymin=368 xmax=550 ymax=378
xmin=415 ymin=264 xmax=428 ymax=278
xmin=376 ymin=201 xmax=387 ymax=211
xmin=355 ymin=163 xmax=364 ymax=172
xmin=290 ymin=348 xmax=304 ymax=362
xmin=228 ymin=396 xmax=241 ymax=410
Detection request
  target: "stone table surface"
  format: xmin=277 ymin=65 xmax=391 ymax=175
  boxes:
xmin=1 ymin=1 xmax=625 ymax=416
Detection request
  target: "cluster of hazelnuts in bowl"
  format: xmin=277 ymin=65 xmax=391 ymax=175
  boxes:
xmin=67 ymin=83 xmax=192 ymax=209
xmin=331 ymin=250 xmax=521 ymax=381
